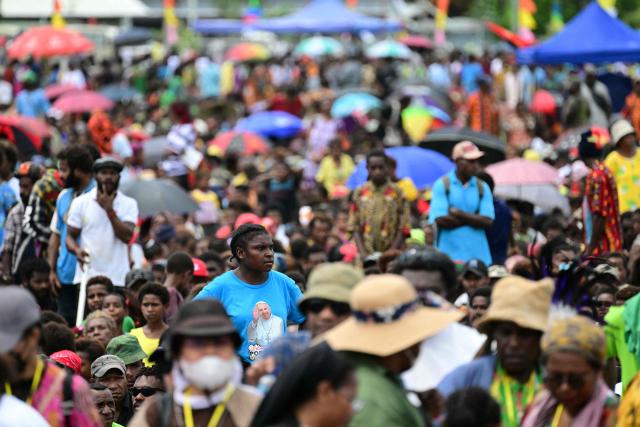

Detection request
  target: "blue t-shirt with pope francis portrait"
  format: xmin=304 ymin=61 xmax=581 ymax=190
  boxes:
xmin=195 ymin=270 xmax=305 ymax=363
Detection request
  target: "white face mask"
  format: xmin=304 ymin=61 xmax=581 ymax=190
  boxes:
xmin=179 ymin=355 xmax=237 ymax=392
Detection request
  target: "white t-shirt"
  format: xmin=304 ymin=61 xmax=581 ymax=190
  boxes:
xmin=0 ymin=395 xmax=49 ymax=427
xmin=67 ymin=188 xmax=138 ymax=286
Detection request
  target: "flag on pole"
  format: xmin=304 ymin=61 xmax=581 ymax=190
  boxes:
xmin=434 ymin=0 xmax=450 ymax=46
xmin=598 ymin=0 xmax=615 ymax=11
xmin=51 ymin=0 xmax=65 ymax=28
xmin=549 ymin=0 xmax=564 ymax=33
xmin=519 ymin=0 xmax=537 ymax=30
xmin=164 ymin=0 xmax=179 ymax=46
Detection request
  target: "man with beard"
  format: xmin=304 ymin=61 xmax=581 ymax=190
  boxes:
xmin=49 ymin=145 xmax=96 ymax=325
xmin=66 ymin=157 xmax=138 ymax=288
xmin=0 ymin=286 xmax=101 ymax=426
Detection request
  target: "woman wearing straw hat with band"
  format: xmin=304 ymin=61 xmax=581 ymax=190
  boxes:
xmin=437 ymin=276 xmax=553 ymax=427
xmin=521 ymin=315 xmax=617 ymax=427
xmin=323 ymin=274 xmax=462 ymax=427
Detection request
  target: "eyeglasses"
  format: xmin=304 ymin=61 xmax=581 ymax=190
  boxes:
xmin=593 ymin=300 xmax=613 ymax=309
xmin=305 ymin=299 xmax=351 ymax=316
xmin=130 ymin=387 xmax=161 ymax=397
xmin=543 ymin=372 xmax=588 ymax=390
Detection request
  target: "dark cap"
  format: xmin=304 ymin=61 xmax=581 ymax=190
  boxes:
xmin=0 ymin=286 xmax=40 ymax=353
xmin=462 ymin=258 xmax=488 ymax=278
xmin=125 ymin=268 xmax=153 ymax=289
xmin=93 ymin=157 xmax=123 ymax=173
xmin=169 ymin=300 xmax=241 ymax=352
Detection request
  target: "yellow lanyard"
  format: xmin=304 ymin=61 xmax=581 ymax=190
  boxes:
xmin=4 ymin=358 xmax=44 ymax=405
xmin=551 ymin=404 xmax=564 ymax=427
xmin=183 ymin=384 xmax=234 ymax=427
xmin=499 ymin=370 xmax=537 ymax=427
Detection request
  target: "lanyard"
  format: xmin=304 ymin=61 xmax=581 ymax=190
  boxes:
xmin=4 ymin=358 xmax=44 ymax=405
xmin=491 ymin=365 xmax=539 ymax=427
xmin=551 ymin=404 xmax=564 ymax=427
xmin=183 ymin=384 xmax=234 ymax=427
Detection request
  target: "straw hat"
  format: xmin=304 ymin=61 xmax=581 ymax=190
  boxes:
xmin=323 ymin=274 xmax=463 ymax=357
xmin=476 ymin=276 xmax=553 ymax=334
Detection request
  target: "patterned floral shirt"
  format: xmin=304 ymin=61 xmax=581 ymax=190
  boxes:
xmin=348 ymin=180 xmax=410 ymax=255
xmin=584 ymin=161 xmax=622 ymax=256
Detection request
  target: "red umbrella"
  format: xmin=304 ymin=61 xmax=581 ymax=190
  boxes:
xmin=398 ymin=35 xmax=433 ymax=49
xmin=530 ymin=90 xmax=557 ymax=115
xmin=52 ymin=90 xmax=114 ymax=114
xmin=44 ymin=83 xmax=81 ymax=100
xmin=484 ymin=22 xmax=535 ymax=48
xmin=0 ymin=115 xmax=51 ymax=154
xmin=7 ymin=26 xmax=94 ymax=59
xmin=208 ymin=131 xmax=269 ymax=155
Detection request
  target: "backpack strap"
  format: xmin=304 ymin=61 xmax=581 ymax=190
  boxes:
xmin=62 ymin=371 xmax=74 ymax=427
xmin=475 ymin=178 xmax=484 ymax=214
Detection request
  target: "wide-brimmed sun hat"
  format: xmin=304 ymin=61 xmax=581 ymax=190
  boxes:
xmin=323 ymin=274 xmax=462 ymax=357
xmin=476 ymin=276 xmax=553 ymax=334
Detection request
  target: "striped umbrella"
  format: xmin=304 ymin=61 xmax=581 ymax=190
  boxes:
xmin=208 ymin=131 xmax=270 ymax=155
xmin=294 ymin=36 xmax=344 ymax=57
xmin=224 ymin=43 xmax=269 ymax=62
xmin=366 ymin=40 xmax=412 ymax=59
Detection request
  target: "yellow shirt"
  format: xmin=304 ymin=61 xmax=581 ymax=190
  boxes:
xmin=190 ymin=188 xmax=220 ymax=207
xmin=604 ymin=150 xmax=640 ymax=213
xmin=129 ymin=328 xmax=159 ymax=367
xmin=315 ymin=154 xmax=355 ymax=195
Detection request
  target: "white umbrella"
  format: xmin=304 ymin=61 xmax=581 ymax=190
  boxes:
xmin=494 ymin=183 xmax=570 ymax=214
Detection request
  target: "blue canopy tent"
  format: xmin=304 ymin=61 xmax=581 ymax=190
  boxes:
xmin=191 ymin=19 xmax=249 ymax=35
xmin=517 ymin=2 xmax=640 ymax=64
xmin=192 ymin=0 xmax=401 ymax=35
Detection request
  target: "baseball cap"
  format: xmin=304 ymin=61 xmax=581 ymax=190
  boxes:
xmin=106 ymin=334 xmax=147 ymax=365
xmin=0 ymin=286 xmax=40 ymax=353
xmin=125 ymin=268 xmax=153 ymax=289
xmin=192 ymin=258 xmax=209 ymax=278
xmin=593 ymin=263 xmax=620 ymax=281
xmin=488 ymin=265 xmax=509 ymax=279
xmin=91 ymin=354 xmax=126 ymax=378
xmin=452 ymin=141 xmax=485 ymax=161
xmin=462 ymin=258 xmax=489 ymax=278
xmin=299 ymin=263 xmax=363 ymax=309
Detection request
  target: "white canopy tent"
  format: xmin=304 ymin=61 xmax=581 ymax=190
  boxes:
xmin=1 ymin=0 xmax=149 ymax=18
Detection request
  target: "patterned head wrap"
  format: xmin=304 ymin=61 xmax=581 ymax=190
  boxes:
xmin=541 ymin=315 xmax=606 ymax=367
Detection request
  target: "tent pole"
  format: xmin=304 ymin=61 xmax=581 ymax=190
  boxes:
xmin=512 ymin=0 xmax=519 ymax=34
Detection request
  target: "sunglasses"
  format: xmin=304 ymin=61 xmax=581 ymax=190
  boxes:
xmin=543 ymin=372 xmax=587 ymax=390
xmin=130 ymin=387 xmax=161 ymax=397
xmin=305 ymin=299 xmax=350 ymax=316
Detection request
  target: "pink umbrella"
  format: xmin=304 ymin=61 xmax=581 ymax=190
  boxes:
xmin=52 ymin=90 xmax=114 ymax=114
xmin=44 ymin=83 xmax=81 ymax=100
xmin=398 ymin=35 xmax=433 ymax=49
xmin=486 ymin=158 xmax=560 ymax=185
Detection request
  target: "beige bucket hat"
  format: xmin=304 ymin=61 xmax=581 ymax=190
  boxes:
xmin=476 ymin=276 xmax=553 ymax=334
xmin=323 ymin=274 xmax=463 ymax=357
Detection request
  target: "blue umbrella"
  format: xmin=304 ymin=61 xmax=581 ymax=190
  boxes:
xmin=100 ymin=84 xmax=142 ymax=102
xmin=331 ymin=93 xmax=382 ymax=118
xmin=235 ymin=111 xmax=303 ymax=139
xmin=347 ymin=146 xmax=454 ymax=189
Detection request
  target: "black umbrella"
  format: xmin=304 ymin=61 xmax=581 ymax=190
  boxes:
xmin=121 ymin=178 xmax=198 ymax=217
xmin=420 ymin=127 xmax=507 ymax=164
xmin=114 ymin=28 xmax=153 ymax=47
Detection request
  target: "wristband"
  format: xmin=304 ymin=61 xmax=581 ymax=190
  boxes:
xmin=107 ymin=209 xmax=117 ymax=220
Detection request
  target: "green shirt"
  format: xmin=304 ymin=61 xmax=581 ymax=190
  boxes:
xmin=605 ymin=305 xmax=640 ymax=393
xmin=347 ymin=353 xmax=427 ymax=427
xmin=122 ymin=316 xmax=135 ymax=334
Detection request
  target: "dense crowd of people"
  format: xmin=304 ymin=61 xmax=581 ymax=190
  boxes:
xmin=1 ymin=27 xmax=640 ymax=427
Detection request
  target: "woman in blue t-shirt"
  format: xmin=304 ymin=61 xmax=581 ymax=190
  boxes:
xmin=195 ymin=224 xmax=305 ymax=363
